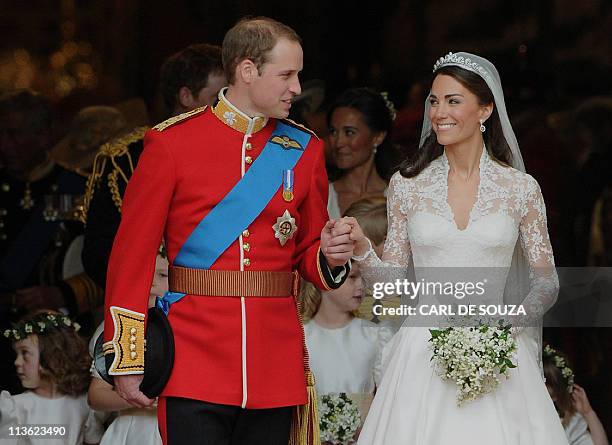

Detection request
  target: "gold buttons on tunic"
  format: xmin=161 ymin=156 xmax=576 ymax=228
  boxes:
xmin=245 ymin=142 xmax=253 ymax=150
xmin=242 ymin=229 xmax=250 ymax=238
xmin=245 ymin=156 xmax=253 ymax=164
xmin=243 ymin=243 xmax=250 ymax=252
xmin=243 ymin=258 xmax=251 ymax=267
xmin=129 ymin=327 xmax=138 ymax=359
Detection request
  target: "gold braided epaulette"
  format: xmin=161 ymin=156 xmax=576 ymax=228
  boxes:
xmin=79 ymin=127 xmax=149 ymax=223
xmin=153 ymin=106 xmax=208 ymax=132
xmin=281 ymin=118 xmax=320 ymax=140
xmin=99 ymin=126 xmax=149 ymax=158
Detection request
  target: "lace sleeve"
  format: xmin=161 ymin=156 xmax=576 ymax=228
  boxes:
xmin=357 ymin=173 xmax=412 ymax=292
xmin=360 ymin=172 xmax=412 ymax=268
xmin=518 ymin=176 xmax=559 ymax=318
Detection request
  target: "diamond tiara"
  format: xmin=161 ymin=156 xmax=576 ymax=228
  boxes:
xmin=433 ymin=52 xmax=491 ymax=80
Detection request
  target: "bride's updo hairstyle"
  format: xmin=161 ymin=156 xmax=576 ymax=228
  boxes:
xmin=400 ymin=65 xmax=513 ymax=178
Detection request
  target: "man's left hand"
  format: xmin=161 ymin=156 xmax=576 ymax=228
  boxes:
xmin=320 ymin=218 xmax=354 ymax=268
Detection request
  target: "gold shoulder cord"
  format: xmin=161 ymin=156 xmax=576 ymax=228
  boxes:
xmin=80 ymin=127 xmax=149 ymax=222
xmin=152 ymin=106 xmax=207 ymax=132
xmin=107 ymin=170 xmax=123 ymax=212
xmin=281 ymin=118 xmax=320 ymax=140
xmin=80 ymin=152 xmax=107 ymax=223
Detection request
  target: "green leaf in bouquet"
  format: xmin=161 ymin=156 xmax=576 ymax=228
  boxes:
xmin=430 ymin=329 xmax=443 ymax=339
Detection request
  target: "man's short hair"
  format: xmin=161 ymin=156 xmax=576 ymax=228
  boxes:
xmin=159 ymin=43 xmax=223 ymax=114
xmin=222 ymin=16 xmax=301 ymax=84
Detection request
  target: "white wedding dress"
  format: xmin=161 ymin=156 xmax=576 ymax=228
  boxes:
xmin=357 ymin=149 xmax=569 ymax=445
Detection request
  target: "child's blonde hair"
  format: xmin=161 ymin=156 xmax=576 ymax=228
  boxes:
xmin=300 ymin=197 xmax=388 ymax=322
xmin=300 ymin=281 xmax=322 ymax=322
xmin=344 ymin=196 xmax=387 ymax=246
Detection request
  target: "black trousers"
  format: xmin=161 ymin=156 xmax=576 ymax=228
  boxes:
xmin=159 ymin=397 xmax=293 ymax=445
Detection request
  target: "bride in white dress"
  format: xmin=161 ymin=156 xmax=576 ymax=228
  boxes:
xmin=343 ymin=52 xmax=570 ymax=445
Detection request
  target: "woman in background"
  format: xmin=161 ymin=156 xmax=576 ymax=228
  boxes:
xmin=327 ymin=88 xmax=396 ymax=218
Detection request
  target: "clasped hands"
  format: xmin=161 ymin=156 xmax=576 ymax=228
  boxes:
xmin=114 ymin=217 xmax=371 ymax=407
xmin=320 ymin=217 xmax=370 ymax=267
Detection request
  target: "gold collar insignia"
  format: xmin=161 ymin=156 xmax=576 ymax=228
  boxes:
xmin=212 ymin=88 xmax=268 ymax=135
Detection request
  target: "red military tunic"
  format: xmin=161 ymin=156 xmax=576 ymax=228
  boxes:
xmin=104 ymin=89 xmax=343 ymax=409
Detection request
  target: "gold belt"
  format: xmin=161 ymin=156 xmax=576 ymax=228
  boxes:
xmin=168 ymin=266 xmax=300 ymax=297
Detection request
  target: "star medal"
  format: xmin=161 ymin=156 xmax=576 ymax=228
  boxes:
xmin=273 ymin=210 xmax=297 ymax=246
xmin=282 ymin=169 xmax=294 ymax=202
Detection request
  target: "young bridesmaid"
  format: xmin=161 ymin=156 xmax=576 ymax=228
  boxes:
xmin=1 ymin=311 xmax=102 ymax=444
xmin=87 ymin=251 xmax=168 ymax=445
xmin=544 ymin=345 xmax=609 ymax=445
xmin=302 ymin=198 xmax=393 ymax=443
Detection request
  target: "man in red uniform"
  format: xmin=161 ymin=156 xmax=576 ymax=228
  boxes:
xmin=104 ymin=17 xmax=353 ymax=444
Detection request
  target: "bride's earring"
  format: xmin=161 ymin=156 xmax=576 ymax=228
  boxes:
xmin=479 ymin=120 xmax=486 ymax=133
xmin=373 ymin=143 xmax=378 ymax=155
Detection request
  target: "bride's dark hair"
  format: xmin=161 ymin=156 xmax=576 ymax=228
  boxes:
xmin=399 ymin=66 xmax=513 ymax=178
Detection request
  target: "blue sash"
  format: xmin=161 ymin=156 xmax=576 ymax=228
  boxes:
xmin=158 ymin=121 xmax=311 ymax=314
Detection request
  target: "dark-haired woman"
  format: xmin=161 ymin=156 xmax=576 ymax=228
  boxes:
xmin=327 ymin=88 xmax=395 ymax=218
xmin=345 ymin=53 xmax=568 ymax=444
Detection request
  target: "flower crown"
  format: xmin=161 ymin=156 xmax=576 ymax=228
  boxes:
xmin=433 ymin=52 xmax=492 ymax=81
xmin=380 ymin=91 xmax=397 ymax=121
xmin=543 ymin=344 xmax=575 ymax=393
xmin=3 ymin=313 xmax=81 ymax=341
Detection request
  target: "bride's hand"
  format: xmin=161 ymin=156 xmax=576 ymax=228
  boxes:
xmin=340 ymin=217 xmax=370 ymax=257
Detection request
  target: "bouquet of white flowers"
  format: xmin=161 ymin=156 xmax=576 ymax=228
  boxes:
xmin=318 ymin=393 xmax=361 ymax=445
xmin=429 ymin=324 xmax=517 ymax=405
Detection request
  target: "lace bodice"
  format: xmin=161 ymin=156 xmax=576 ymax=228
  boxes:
xmin=360 ymin=148 xmax=558 ymax=315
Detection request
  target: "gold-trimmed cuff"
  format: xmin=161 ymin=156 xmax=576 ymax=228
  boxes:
xmin=108 ymin=306 xmax=145 ymax=375
xmin=317 ymin=246 xmax=332 ymax=291
xmin=317 ymin=247 xmax=350 ymax=290
xmin=102 ymin=341 xmax=114 ymax=355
